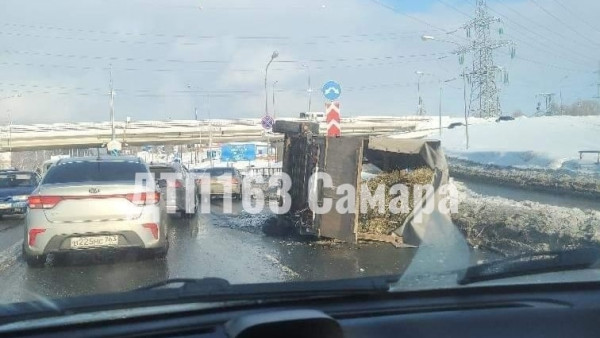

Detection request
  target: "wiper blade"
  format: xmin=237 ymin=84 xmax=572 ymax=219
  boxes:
xmin=131 ymin=276 xmax=394 ymax=300
xmin=136 ymin=278 xmax=231 ymax=292
xmin=458 ymin=247 xmax=600 ymax=285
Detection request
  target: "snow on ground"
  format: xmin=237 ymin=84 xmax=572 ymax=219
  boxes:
xmin=451 ymin=179 xmax=600 ymax=255
xmin=430 ymin=116 xmax=600 ymax=173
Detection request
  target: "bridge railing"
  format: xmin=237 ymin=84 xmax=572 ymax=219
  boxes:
xmin=242 ymin=167 xmax=282 ymax=178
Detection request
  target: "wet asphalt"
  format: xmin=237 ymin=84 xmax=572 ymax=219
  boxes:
xmin=0 ymin=200 xmax=414 ymax=304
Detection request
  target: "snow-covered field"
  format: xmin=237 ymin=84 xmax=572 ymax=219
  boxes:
xmin=435 ymin=116 xmax=600 ymax=173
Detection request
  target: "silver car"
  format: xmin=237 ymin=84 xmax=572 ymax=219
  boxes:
xmin=23 ymin=156 xmax=168 ymax=268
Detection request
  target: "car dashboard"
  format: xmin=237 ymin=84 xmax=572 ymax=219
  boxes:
xmin=2 ymin=282 xmax=600 ymax=338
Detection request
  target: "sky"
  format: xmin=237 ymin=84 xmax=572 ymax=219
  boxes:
xmin=0 ymin=0 xmax=599 ymax=124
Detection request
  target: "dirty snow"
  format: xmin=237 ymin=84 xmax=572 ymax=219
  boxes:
xmin=451 ymin=179 xmax=600 ymax=255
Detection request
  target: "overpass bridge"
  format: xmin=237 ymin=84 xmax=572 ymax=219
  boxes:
xmin=0 ymin=116 xmax=433 ymax=152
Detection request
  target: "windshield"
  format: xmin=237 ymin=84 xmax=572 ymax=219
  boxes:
xmin=1 ymin=0 xmax=600 ymax=311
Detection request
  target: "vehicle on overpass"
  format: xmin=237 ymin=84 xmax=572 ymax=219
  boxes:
xmin=23 ymin=156 xmax=167 ymax=267
xmin=299 ymin=112 xmax=325 ymax=122
xmin=0 ymin=171 xmax=40 ymax=219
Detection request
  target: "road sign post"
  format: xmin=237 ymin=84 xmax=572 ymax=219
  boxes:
xmin=322 ymin=80 xmax=342 ymax=137
xmin=326 ymin=102 xmax=341 ymax=137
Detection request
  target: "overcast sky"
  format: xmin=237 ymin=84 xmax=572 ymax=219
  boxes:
xmin=0 ymin=0 xmax=599 ymax=124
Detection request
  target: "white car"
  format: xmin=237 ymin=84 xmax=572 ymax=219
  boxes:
xmin=23 ymin=156 xmax=168 ymax=267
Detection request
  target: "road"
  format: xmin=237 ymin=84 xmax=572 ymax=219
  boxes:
xmin=0 ymin=200 xmax=414 ymax=304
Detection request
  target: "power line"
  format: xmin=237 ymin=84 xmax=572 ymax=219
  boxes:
xmin=0 ymin=79 xmax=447 ymax=97
xmin=0 ymin=22 xmax=428 ymax=45
xmin=493 ymin=0 xmax=599 ymax=63
xmin=367 ymin=0 xmax=465 ymax=39
xmin=0 ymin=52 xmax=451 ymax=73
xmin=529 ymin=0 xmax=600 ymax=48
xmin=436 ymin=0 xmax=472 ymax=18
xmin=485 ymin=4 xmax=596 ymax=67
xmin=551 ymin=0 xmax=600 ymax=34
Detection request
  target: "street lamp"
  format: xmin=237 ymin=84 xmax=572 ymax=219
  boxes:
xmin=301 ymin=63 xmax=312 ymax=112
xmin=265 ymin=50 xmax=279 ymax=116
xmin=187 ymin=83 xmax=202 ymax=163
xmin=422 ymin=35 xmax=470 ymax=149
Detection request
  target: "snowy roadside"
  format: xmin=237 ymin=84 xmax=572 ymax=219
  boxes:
xmin=451 ymin=180 xmax=600 ymax=256
xmin=448 ymin=157 xmax=600 ymax=200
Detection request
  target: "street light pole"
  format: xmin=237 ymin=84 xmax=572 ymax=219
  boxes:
xmin=188 ymin=83 xmax=202 ymax=164
xmin=415 ymin=71 xmax=428 ymax=116
xmin=302 ymin=63 xmax=312 ymax=112
xmin=109 ymin=65 xmax=115 ymax=141
xmin=264 ymin=51 xmax=279 ymax=116
xmin=272 ymin=80 xmax=278 ymax=118
xmin=207 ymin=94 xmax=213 ymax=168
xmin=462 ymin=68 xmax=470 ymax=150
xmin=439 ymin=78 xmax=457 ymax=136
xmin=439 ymin=84 xmax=443 ymax=135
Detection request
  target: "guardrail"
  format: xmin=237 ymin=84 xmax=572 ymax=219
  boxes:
xmin=579 ymin=150 xmax=600 ymax=164
xmin=243 ymin=167 xmax=282 ymax=177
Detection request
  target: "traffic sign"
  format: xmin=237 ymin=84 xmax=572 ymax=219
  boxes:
xmin=261 ymin=114 xmax=275 ymax=130
xmin=326 ymin=102 xmax=341 ymax=137
xmin=322 ymin=81 xmax=341 ymax=101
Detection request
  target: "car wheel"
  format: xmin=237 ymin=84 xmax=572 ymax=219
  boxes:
xmin=23 ymin=249 xmax=46 ymax=268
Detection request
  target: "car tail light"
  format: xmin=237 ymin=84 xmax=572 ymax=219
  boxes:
xmin=28 ymin=228 xmax=46 ymax=246
xmin=28 ymin=196 xmax=62 ymax=209
xmin=142 ymin=223 xmax=159 ymax=239
xmin=126 ymin=192 xmax=161 ymax=206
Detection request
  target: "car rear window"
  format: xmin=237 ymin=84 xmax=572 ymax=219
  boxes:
xmin=43 ymin=161 xmax=149 ymax=184
xmin=203 ymin=168 xmax=235 ymax=176
xmin=149 ymin=166 xmax=176 ymax=175
xmin=0 ymin=173 xmax=37 ymax=187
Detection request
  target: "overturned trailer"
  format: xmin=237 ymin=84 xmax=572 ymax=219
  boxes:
xmin=272 ymin=121 xmax=450 ymax=247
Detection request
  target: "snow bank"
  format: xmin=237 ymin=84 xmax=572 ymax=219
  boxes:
xmin=452 ymin=180 xmax=600 ymax=256
xmin=437 ymin=116 xmax=600 ymax=173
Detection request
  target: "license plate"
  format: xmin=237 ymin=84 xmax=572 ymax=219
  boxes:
xmin=0 ymin=203 xmax=11 ymax=210
xmin=70 ymin=235 xmax=119 ymax=249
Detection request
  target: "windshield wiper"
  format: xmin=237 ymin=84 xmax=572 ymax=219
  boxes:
xmin=131 ymin=276 xmax=394 ymax=301
xmin=457 ymin=247 xmax=600 ymax=285
xmin=137 ymin=277 xmax=231 ymax=292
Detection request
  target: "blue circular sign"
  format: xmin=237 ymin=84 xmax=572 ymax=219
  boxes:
xmin=261 ymin=114 xmax=275 ymax=130
xmin=322 ymin=81 xmax=341 ymax=101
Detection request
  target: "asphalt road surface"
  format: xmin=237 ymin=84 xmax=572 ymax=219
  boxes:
xmin=0 ymin=200 xmax=415 ymax=304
